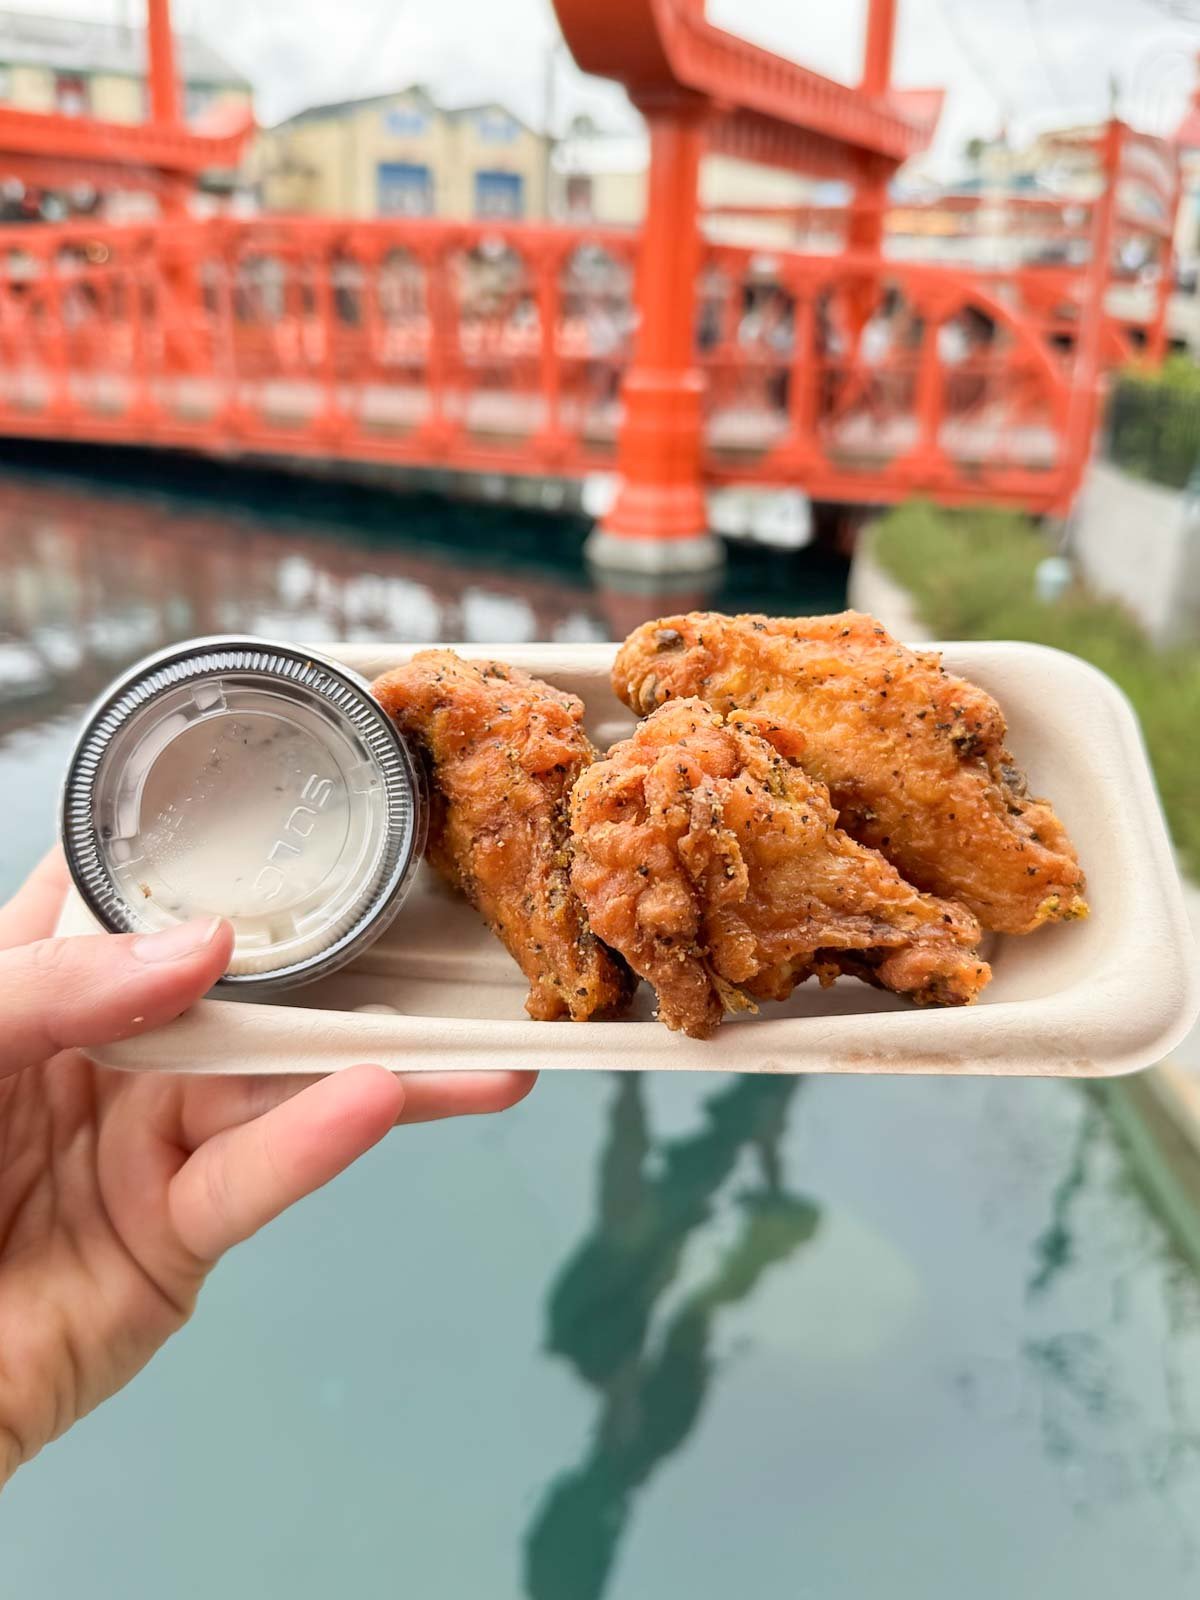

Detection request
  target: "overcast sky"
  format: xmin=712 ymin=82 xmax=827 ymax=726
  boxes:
xmin=28 ymin=0 xmax=1200 ymax=167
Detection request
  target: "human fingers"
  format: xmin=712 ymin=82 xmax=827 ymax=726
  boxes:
xmin=396 ymin=1070 xmax=538 ymax=1123
xmin=167 ymin=1063 xmax=406 ymax=1262
xmin=0 ymin=848 xmax=70 ymax=951
xmin=177 ymin=1068 xmax=538 ymax=1148
xmin=0 ymin=918 xmax=233 ymax=1076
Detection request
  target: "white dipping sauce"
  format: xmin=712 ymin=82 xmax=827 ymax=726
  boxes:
xmin=64 ymin=642 xmax=422 ymax=988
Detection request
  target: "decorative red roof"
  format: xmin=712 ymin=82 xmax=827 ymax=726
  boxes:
xmin=0 ymin=103 xmax=254 ymax=176
xmin=551 ymin=0 xmax=940 ymax=177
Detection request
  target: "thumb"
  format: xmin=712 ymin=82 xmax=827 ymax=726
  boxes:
xmin=0 ymin=918 xmax=234 ymax=1075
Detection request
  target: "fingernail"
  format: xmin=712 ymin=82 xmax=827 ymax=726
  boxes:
xmin=132 ymin=918 xmax=225 ymax=964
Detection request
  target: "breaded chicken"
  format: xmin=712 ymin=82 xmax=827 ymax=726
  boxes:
xmin=570 ymin=699 xmax=990 ymax=1039
xmin=613 ymin=611 xmax=1086 ymax=935
xmin=374 ymin=651 xmax=632 ymax=1022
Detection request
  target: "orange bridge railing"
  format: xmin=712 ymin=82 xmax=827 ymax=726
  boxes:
xmin=0 ymin=214 xmax=1097 ymax=514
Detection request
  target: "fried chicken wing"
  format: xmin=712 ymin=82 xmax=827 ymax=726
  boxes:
xmin=570 ymin=699 xmax=990 ymax=1039
xmin=374 ymin=650 xmax=632 ymax=1022
xmin=613 ymin=611 xmax=1086 ymax=935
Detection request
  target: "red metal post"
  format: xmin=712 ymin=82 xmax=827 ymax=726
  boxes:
xmin=127 ymin=232 xmax=153 ymax=428
xmin=536 ymin=242 xmax=567 ymax=466
xmin=146 ymin=0 xmax=189 ymax=218
xmin=848 ymin=1 xmax=896 ymax=338
xmin=314 ymin=238 xmax=346 ymax=442
xmin=146 ymin=0 xmax=181 ymax=127
xmin=421 ymin=238 xmax=454 ymax=457
xmin=861 ymin=0 xmax=897 ymax=97
xmin=786 ymin=283 xmax=821 ymax=467
xmin=1063 ymin=118 xmax=1121 ymax=497
xmin=908 ymin=301 xmax=948 ymax=476
xmin=1147 ymin=159 xmax=1181 ymax=366
xmin=591 ymin=101 xmax=720 ymax=572
xmin=40 ymin=241 xmax=71 ymax=420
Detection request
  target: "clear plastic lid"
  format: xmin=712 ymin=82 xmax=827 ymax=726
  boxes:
xmin=61 ymin=638 xmax=424 ymax=990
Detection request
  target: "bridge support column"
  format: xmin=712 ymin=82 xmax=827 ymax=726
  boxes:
xmin=846 ymin=0 xmax=896 ymax=340
xmin=146 ymin=0 xmax=190 ymax=219
xmin=147 ymin=0 xmax=181 ymax=126
xmin=586 ymin=100 xmax=723 ymax=576
xmin=860 ymin=0 xmax=897 ymax=97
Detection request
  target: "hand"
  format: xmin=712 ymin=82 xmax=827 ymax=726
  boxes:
xmin=0 ymin=852 xmax=534 ymax=1486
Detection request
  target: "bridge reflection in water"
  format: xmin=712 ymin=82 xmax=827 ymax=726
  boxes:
xmin=0 ymin=457 xmax=849 ymax=744
xmin=525 ymin=1076 xmax=816 ymax=1600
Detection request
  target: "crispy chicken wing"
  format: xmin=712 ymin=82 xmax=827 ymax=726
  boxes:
xmin=374 ymin=651 xmax=632 ymax=1022
xmin=570 ymin=699 xmax=990 ymax=1039
xmin=613 ymin=611 xmax=1086 ymax=935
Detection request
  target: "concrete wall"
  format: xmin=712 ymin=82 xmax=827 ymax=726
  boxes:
xmin=1073 ymin=459 xmax=1200 ymax=646
xmin=89 ymin=74 xmax=144 ymax=123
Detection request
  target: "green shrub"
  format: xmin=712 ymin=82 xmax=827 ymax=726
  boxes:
xmin=873 ymin=502 xmax=1200 ymax=878
xmin=1108 ymin=358 xmax=1200 ymax=490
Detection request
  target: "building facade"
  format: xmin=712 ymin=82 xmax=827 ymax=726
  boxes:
xmin=0 ymin=8 xmax=251 ymax=220
xmin=0 ymin=7 xmax=250 ymax=124
xmin=257 ymin=87 xmax=550 ymax=221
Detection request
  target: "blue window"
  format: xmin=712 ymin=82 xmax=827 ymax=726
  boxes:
xmin=474 ymin=110 xmax=517 ymax=145
xmin=185 ymin=83 xmax=215 ymax=121
xmin=383 ymin=104 xmax=430 ymax=138
xmin=377 ymin=162 xmax=434 ymax=216
xmin=474 ymin=170 xmax=523 ymax=220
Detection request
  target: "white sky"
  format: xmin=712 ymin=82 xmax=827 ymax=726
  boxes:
xmin=21 ymin=0 xmax=1200 ymax=169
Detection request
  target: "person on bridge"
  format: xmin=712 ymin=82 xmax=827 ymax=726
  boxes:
xmin=0 ymin=850 xmax=536 ymax=1490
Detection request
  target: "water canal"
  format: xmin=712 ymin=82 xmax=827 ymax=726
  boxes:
xmin=0 ymin=453 xmax=1198 ymax=1599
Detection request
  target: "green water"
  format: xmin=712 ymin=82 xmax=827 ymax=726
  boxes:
xmin=1 ymin=462 xmax=1199 ymax=1599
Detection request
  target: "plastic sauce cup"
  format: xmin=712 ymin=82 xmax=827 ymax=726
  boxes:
xmin=61 ymin=637 xmax=425 ymax=991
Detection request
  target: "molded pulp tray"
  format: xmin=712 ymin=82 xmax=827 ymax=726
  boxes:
xmin=56 ymin=641 xmax=1199 ymax=1078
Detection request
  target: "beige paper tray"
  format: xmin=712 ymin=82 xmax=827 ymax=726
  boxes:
xmin=57 ymin=640 xmax=1199 ymax=1077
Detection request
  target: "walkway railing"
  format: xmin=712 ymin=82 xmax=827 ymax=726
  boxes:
xmin=0 ymin=214 xmax=1092 ymax=512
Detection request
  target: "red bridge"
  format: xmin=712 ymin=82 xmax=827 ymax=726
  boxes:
xmin=0 ymin=0 xmax=1179 ymax=572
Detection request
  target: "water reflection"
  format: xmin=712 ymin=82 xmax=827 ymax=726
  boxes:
xmin=5 ymin=457 xmax=1200 ymax=1597
xmin=0 ymin=462 xmax=847 ymax=743
xmin=525 ymin=1076 xmax=816 ymax=1600
xmin=956 ymin=1079 xmax=1200 ymax=1565
xmin=0 ymin=476 xmax=603 ymax=739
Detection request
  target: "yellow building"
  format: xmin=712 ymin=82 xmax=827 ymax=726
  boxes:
xmin=257 ymin=86 xmax=550 ymax=221
xmin=0 ymin=7 xmax=251 ymax=124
